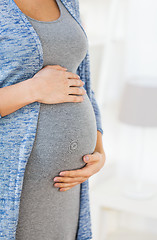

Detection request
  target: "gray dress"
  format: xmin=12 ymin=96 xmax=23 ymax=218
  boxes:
xmin=15 ymin=0 xmax=97 ymax=239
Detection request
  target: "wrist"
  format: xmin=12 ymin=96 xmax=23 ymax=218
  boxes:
xmin=26 ymin=77 xmax=40 ymax=103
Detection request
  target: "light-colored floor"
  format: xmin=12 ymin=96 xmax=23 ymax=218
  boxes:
xmin=105 ymin=228 xmax=157 ymax=240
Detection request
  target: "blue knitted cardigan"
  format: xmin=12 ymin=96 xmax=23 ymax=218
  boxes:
xmin=0 ymin=0 xmax=103 ymax=239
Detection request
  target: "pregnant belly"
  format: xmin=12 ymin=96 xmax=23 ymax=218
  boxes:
xmin=25 ymin=93 xmax=97 ymax=182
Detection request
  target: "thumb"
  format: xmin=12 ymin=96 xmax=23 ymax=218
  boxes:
xmin=83 ymin=152 xmax=99 ymax=163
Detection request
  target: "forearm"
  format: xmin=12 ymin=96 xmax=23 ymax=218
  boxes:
xmin=94 ymin=130 xmax=105 ymax=154
xmin=0 ymin=78 xmax=36 ymax=117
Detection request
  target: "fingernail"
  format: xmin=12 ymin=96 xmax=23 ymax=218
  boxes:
xmin=60 ymin=188 xmax=64 ymax=191
xmin=85 ymin=156 xmax=89 ymax=161
xmin=54 ymin=183 xmax=59 ymax=187
xmin=59 ymin=172 xmax=65 ymax=176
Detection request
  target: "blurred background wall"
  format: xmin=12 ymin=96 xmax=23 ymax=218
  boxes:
xmin=79 ymin=0 xmax=157 ymax=239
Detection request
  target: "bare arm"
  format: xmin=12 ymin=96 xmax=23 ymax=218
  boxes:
xmin=0 ymin=65 xmax=85 ymax=118
xmin=0 ymin=78 xmax=36 ymax=117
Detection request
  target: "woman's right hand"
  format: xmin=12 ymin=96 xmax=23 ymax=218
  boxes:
xmin=31 ymin=65 xmax=86 ymax=104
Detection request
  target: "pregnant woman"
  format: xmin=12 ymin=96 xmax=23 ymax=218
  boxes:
xmin=0 ymin=0 xmax=106 ymax=239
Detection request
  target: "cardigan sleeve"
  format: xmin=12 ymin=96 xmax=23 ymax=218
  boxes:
xmin=85 ymin=52 xmax=104 ymax=135
xmin=90 ymin=88 xmax=104 ymax=135
xmin=77 ymin=52 xmax=104 ymax=136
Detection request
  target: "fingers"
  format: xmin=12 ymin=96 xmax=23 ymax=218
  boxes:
xmin=59 ymin=187 xmax=72 ymax=192
xmin=66 ymin=71 xmax=80 ymax=79
xmin=53 ymin=176 xmax=83 ymax=183
xmin=69 ymin=87 xmax=86 ymax=96
xmin=65 ymin=95 xmax=84 ymax=103
xmin=53 ymin=178 xmax=86 ymax=192
xmin=52 ymin=152 xmax=106 ymax=192
xmin=45 ymin=65 xmax=81 ymax=79
xmin=51 ymin=65 xmax=67 ymax=71
xmin=83 ymin=152 xmax=101 ymax=163
xmin=54 ymin=182 xmax=80 ymax=188
xmin=58 ymin=165 xmax=92 ymax=178
xmin=68 ymin=79 xmax=84 ymax=87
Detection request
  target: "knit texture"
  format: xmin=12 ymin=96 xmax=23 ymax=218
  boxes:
xmin=0 ymin=0 xmax=103 ymax=239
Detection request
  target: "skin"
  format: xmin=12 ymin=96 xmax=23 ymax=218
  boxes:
xmin=14 ymin=0 xmax=61 ymax=22
xmin=0 ymin=65 xmax=85 ymax=116
xmin=54 ymin=131 xmax=106 ymax=192
xmin=9 ymin=0 xmax=106 ymax=191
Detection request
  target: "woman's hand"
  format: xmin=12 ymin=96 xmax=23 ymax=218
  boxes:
xmin=53 ymin=150 xmax=106 ymax=192
xmin=31 ymin=65 xmax=86 ymax=104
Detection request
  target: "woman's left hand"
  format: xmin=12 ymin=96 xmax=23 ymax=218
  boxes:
xmin=53 ymin=150 xmax=106 ymax=192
